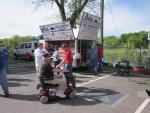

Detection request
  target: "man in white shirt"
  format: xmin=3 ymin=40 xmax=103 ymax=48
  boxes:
xmin=34 ymin=42 xmax=47 ymax=76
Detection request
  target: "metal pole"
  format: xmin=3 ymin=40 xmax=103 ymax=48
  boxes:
xmin=100 ymin=0 xmax=104 ymax=56
xmin=74 ymin=0 xmax=78 ymax=68
xmin=74 ymin=38 xmax=78 ymax=68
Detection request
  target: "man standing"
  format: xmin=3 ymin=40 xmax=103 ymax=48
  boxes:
xmin=0 ymin=48 xmax=9 ymax=97
xmin=89 ymin=45 xmax=98 ymax=74
xmin=97 ymin=44 xmax=103 ymax=71
xmin=34 ymin=42 xmax=47 ymax=76
xmin=56 ymin=44 xmax=76 ymax=88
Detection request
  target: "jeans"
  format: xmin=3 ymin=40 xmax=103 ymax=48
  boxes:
xmin=89 ymin=59 xmax=99 ymax=74
xmin=98 ymin=58 xmax=102 ymax=71
xmin=4 ymin=59 xmax=8 ymax=73
xmin=0 ymin=67 xmax=9 ymax=94
xmin=64 ymin=64 xmax=76 ymax=88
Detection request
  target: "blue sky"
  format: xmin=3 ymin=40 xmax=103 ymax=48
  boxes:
xmin=104 ymin=0 xmax=150 ymax=36
xmin=0 ymin=0 xmax=150 ymax=38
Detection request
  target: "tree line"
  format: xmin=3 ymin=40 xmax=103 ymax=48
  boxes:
xmin=104 ymin=31 xmax=149 ymax=48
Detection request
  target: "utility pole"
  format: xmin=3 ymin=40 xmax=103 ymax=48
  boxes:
xmin=100 ymin=0 xmax=104 ymax=50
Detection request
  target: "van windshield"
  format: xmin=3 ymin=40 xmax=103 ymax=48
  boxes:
xmin=25 ymin=43 xmax=32 ymax=48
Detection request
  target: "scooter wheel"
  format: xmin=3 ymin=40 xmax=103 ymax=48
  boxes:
xmin=40 ymin=96 xmax=48 ymax=104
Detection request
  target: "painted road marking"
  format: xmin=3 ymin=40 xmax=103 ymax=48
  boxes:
xmin=135 ymin=99 xmax=150 ymax=113
xmin=111 ymin=94 xmax=129 ymax=108
xmin=75 ymin=73 xmax=95 ymax=78
xmin=77 ymin=72 xmax=116 ymax=87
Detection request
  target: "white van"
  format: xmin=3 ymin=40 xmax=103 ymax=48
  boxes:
xmin=14 ymin=41 xmax=38 ymax=61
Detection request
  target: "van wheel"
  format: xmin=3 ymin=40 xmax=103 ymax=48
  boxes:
xmin=25 ymin=53 xmax=31 ymax=61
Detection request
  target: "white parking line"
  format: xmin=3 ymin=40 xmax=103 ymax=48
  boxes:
xmin=111 ymin=94 xmax=129 ymax=108
xmin=77 ymin=72 xmax=116 ymax=87
xmin=135 ymin=99 xmax=150 ymax=113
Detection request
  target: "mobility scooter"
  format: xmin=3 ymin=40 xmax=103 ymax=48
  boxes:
xmin=37 ymin=74 xmax=75 ymax=104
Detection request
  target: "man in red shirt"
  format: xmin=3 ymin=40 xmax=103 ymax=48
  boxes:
xmin=56 ymin=44 xmax=76 ymax=88
xmin=97 ymin=44 xmax=103 ymax=71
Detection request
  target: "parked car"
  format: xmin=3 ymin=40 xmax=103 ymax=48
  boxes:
xmin=14 ymin=41 xmax=38 ymax=61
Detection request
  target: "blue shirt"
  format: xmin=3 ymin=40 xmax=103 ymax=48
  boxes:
xmin=2 ymin=48 xmax=9 ymax=61
xmin=0 ymin=51 xmax=4 ymax=69
xmin=90 ymin=47 xmax=98 ymax=60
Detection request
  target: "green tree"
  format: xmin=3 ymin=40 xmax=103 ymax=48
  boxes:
xmin=138 ymin=31 xmax=148 ymax=48
xmin=34 ymin=0 xmax=99 ymax=28
xmin=104 ymin=36 xmax=118 ymax=48
xmin=2 ymin=35 xmax=34 ymax=55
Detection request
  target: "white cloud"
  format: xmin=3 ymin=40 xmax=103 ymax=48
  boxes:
xmin=105 ymin=7 xmax=140 ymax=34
xmin=104 ymin=0 xmax=150 ymax=36
xmin=0 ymin=0 xmax=60 ymax=38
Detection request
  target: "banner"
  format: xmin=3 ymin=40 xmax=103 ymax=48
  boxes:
xmin=78 ymin=12 xmax=100 ymax=40
xmin=40 ymin=21 xmax=74 ymax=41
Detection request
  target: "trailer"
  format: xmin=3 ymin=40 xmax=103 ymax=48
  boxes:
xmin=39 ymin=12 xmax=100 ymax=68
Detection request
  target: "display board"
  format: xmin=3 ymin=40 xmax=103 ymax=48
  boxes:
xmin=78 ymin=12 xmax=100 ymax=40
xmin=40 ymin=21 xmax=74 ymax=41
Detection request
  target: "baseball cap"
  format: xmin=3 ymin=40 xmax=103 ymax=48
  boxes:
xmin=38 ymin=42 xmax=43 ymax=46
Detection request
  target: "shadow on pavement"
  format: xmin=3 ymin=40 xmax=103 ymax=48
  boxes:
xmin=6 ymin=78 xmax=32 ymax=87
xmin=0 ymin=87 xmax=120 ymax=105
xmin=8 ymin=82 xmax=29 ymax=87
xmin=57 ymin=87 xmax=120 ymax=106
xmin=113 ymin=72 xmax=150 ymax=78
xmin=75 ymin=79 xmax=86 ymax=83
xmin=128 ymin=78 xmax=150 ymax=85
xmin=8 ymin=71 xmax=36 ymax=75
xmin=1 ymin=94 xmax=38 ymax=101
xmin=8 ymin=78 xmax=33 ymax=82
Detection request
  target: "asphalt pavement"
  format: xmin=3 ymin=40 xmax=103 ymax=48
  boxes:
xmin=0 ymin=60 xmax=150 ymax=113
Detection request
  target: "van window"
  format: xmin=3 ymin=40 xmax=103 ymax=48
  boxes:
xmin=25 ymin=43 xmax=32 ymax=48
xmin=34 ymin=43 xmax=38 ymax=49
xmin=20 ymin=44 xmax=25 ymax=49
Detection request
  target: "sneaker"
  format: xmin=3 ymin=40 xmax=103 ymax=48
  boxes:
xmin=56 ymin=90 xmax=66 ymax=98
xmin=146 ymin=89 xmax=150 ymax=96
xmin=4 ymin=93 xmax=9 ymax=97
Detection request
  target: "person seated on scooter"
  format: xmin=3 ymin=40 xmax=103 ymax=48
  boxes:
xmin=39 ymin=53 xmax=68 ymax=98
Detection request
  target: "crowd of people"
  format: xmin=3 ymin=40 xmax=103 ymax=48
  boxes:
xmin=0 ymin=41 xmax=102 ymax=98
xmin=34 ymin=42 xmax=75 ymax=98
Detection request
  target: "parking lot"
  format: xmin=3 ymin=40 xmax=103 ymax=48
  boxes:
xmin=0 ymin=59 xmax=150 ymax=113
